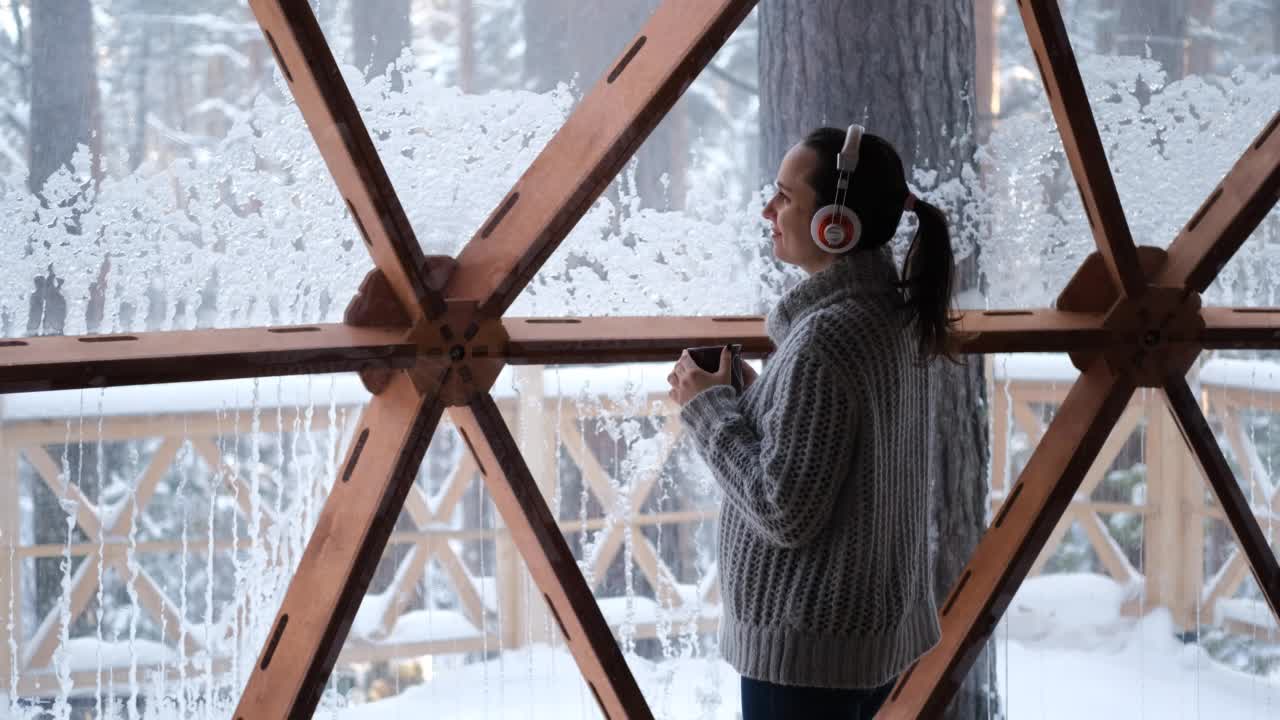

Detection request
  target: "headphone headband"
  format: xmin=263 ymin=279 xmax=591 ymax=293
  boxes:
xmin=835 ymin=124 xmax=864 ymax=173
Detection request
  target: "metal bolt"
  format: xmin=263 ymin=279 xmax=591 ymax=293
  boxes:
xmin=1143 ymin=330 xmax=1160 ymax=346
xmin=449 ymin=344 xmax=466 ymax=362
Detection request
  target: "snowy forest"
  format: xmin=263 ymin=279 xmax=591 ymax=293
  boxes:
xmin=0 ymin=0 xmax=1279 ymax=718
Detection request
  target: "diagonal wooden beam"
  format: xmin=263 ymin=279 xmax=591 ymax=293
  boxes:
xmin=23 ymin=555 xmax=100 ymax=670
xmin=1026 ymin=402 xmax=1144 ymax=577
xmin=878 ymin=361 xmax=1136 ymax=719
xmin=449 ymin=394 xmax=652 ymax=720
xmin=124 ymin=565 xmax=202 ymax=656
xmin=433 ymin=538 xmax=489 ymax=630
xmin=1221 ymin=407 xmax=1272 ymax=503
xmin=247 ymin=0 xmax=442 ymax=319
xmin=629 ymin=528 xmax=683 ymax=609
xmin=369 ymin=543 xmax=432 ymax=640
xmin=428 ymin=450 xmax=479 ymax=523
xmin=233 ymin=371 xmax=443 ymax=719
xmin=21 ymin=446 xmax=102 ymax=541
xmin=1016 ymin=0 xmax=1145 ymax=298
xmin=1160 ymin=111 xmax=1280 ymax=293
xmin=0 ymin=324 xmax=414 ymax=394
xmin=105 ymin=437 xmax=183 ymax=538
xmin=1161 ymin=377 xmax=1280 ymax=627
xmin=446 ymin=0 xmax=759 ymax=316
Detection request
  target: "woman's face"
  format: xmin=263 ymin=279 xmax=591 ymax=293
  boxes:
xmin=761 ymin=143 xmax=832 ymax=274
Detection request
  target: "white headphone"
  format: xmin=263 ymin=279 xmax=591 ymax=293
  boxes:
xmin=809 ymin=124 xmax=864 ymax=254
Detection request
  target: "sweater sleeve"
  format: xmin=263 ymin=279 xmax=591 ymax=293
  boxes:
xmin=679 ymin=343 xmax=858 ymax=548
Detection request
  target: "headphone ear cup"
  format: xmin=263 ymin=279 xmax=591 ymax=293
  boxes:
xmin=810 ymin=205 xmax=862 ymax=254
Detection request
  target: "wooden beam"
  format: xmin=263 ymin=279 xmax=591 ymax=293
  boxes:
xmin=878 ymin=362 xmax=1136 ymax=719
xmin=446 ymin=0 xmax=759 ymax=316
xmin=371 ymin=544 xmax=432 ymax=640
xmin=1221 ymin=409 xmax=1272 ymax=512
xmin=449 ymin=394 xmax=652 ymax=720
xmin=1161 ymin=377 xmax=1280 ymax=630
xmin=433 ymin=538 xmax=489 ymax=630
xmin=1200 ymin=307 xmax=1280 ymax=349
xmin=991 ymin=368 xmax=1010 ymax=494
xmin=504 ymin=316 xmax=773 ymax=364
xmin=1016 ymin=0 xmax=1145 ymax=299
xmin=233 ymin=371 xmax=443 ymax=719
xmin=0 ymin=324 xmax=414 ymax=394
xmin=22 ymin=446 xmax=102 ymax=540
xmin=24 ymin=556 xmax=101 ymax=670
xmin=955 ymin=309 xmax=1110 ymax=353
xmin=1026 ymin=403 xmax=1143 ymax=577
xmin=1160 ymin=111 xmax=1280 ymax=293
xmin=246 ymin=0 xmax=442 ymax=318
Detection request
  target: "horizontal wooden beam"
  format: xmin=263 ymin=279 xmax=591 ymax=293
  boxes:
xmin=503 ymin=315 xmax=772 ymax=364
xmin=1201 ymin=307 xmax=1280 ymax=348
xmin=0 ymin=324 xmax=414 ymax=394
xmin=1 ymin=308 xmax=1273 ymax=397
xmin=446 ymin=0 xmax=759 ymax=316
xmin=953 ymin=309 xmax=1108 ymax=353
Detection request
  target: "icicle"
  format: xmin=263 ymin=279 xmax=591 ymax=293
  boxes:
xmin=50 ymin=411 xmax=78 ymax=720
xmin=176 ymin=416 xmax=192 ymax=720
xmin=93 ymin=388 xmax=106 ymax=719
xmin=204 ymin=405 xmax=222 ymax=720
xmin=6 ymin=462 xmax=18 ymax=718
xmin=246 ymin=377 xmax=265 ymax=691
xmin=126 ymin=430 xmax=141 ymax=720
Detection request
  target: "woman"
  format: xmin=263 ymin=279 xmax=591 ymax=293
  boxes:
xmin=666 ymin=126 xmax=955 ymax=719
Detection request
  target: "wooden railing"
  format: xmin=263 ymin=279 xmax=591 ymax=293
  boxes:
xmin=3 ymin=356 xmax=1278 ymax=698
xmin=991 ymin=354 xmax=1280 ymax=638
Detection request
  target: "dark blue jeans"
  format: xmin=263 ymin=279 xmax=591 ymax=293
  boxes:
xmin=740 ymin=675 xmax=897 ymax=720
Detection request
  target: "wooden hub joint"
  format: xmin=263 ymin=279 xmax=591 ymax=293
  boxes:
xmin=405 ymin=301 xmax=508 ymax=406
xmin=1099 ymin=287 xmax=1203 ymax=387
xmin=1057 ymin=247 xmax=1205 ymax=386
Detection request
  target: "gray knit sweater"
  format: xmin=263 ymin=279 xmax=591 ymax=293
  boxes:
xmin=680 ymin=248 xmax=940 ymax=689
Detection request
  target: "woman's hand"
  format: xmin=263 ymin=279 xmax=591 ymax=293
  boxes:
xmin=667 ymin=347 xmax=735 ymax=406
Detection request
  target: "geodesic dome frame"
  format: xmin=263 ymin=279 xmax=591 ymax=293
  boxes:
xmin=1 ymin=0 xmax=1277 ymax=717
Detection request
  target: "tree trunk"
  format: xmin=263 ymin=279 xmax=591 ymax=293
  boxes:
xmin=523 ymin=0 xmax=686 ymax=210
xmin=1186 ymin=0 xmax=1216 ymax=75
xmin=458 ymin=0 xmax=476 ymax=93
xmin=1113 ymin=0 xmax=1190 ymax=80
xmin=28 ymin=0 xmax=100 ymax=627
xmin=760 ymin=3 xmax=995 ymax=718
xmin=351 ymin=0 xmax=412 ymax=89
xmin=28 ymin=0 xmax=99 ymax=193
xmin=522 ymin=0 xmax=571 ymax=93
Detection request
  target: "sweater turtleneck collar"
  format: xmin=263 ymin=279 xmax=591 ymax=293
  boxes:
xmin=765 ymin=248 xmax=900 ymax=345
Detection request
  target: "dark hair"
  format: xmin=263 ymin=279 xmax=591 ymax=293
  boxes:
xmin=800 ymin=127 xmax=957 ymax=361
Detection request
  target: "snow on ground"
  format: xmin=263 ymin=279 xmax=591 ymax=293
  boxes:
xmin=997 ymin=574 xmax=1280 ymax=719
xmin=336 ymin=573 xmax=1280 ymax=719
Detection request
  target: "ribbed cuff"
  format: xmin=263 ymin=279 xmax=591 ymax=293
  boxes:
xmin=679 ymin=384 xmax=739 ymax=438
xmin=718 ymin=605 xmax=941 ymax=690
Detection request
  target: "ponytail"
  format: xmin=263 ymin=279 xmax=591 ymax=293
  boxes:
xmin=897 ymin=198 xmax=957 ymax=362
